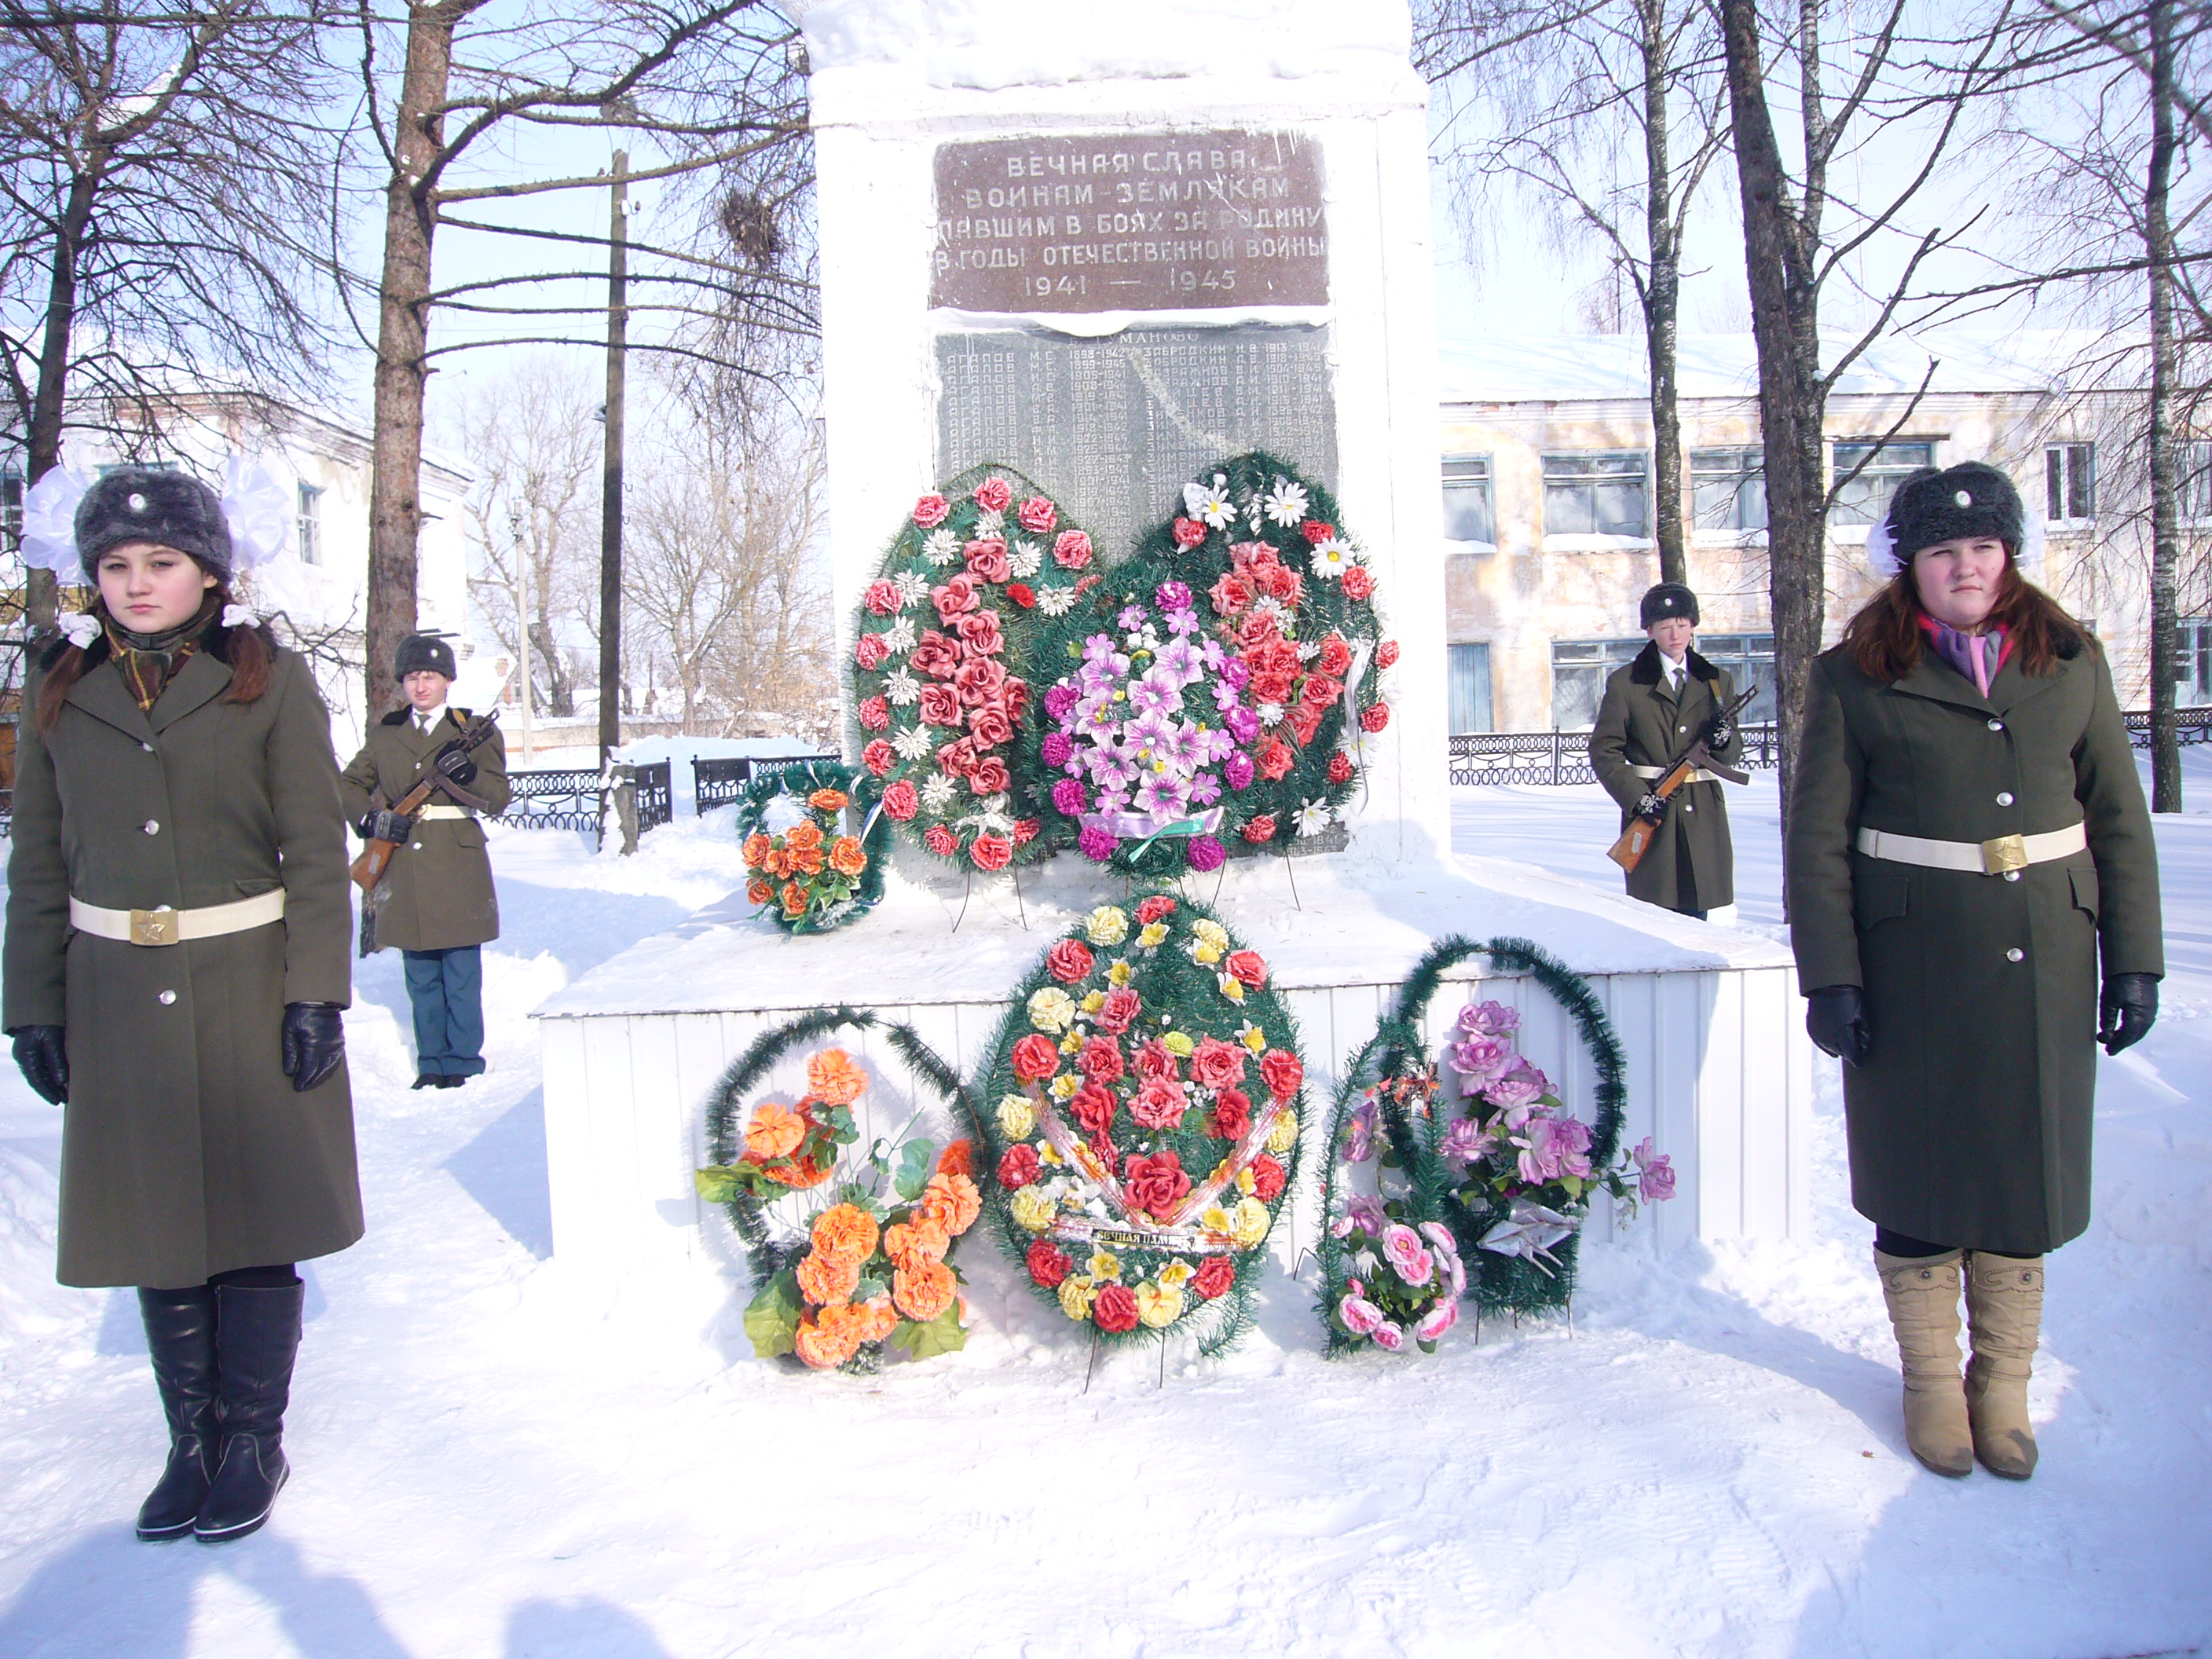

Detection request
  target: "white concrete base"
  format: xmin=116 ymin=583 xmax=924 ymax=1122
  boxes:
xmin=533 ymin=850 xmax=1814 ymax=1309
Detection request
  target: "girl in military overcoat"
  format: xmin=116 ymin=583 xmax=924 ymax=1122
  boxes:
xmin=3 ymin=467 xmax=359 ymax=1543
xmin=1590 ymin=582 xmax=1745 ymax=917
xmin=1785 ymin=461 xmax=2162 ymax=1481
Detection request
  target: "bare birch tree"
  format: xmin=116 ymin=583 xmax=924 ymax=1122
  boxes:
xmin=0 ymin=0 xmax=342 ymax=628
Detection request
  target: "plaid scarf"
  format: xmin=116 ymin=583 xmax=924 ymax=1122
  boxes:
xmin=103 ymin=595 xmax=218 ymax=712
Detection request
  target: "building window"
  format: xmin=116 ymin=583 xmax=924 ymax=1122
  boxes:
xmin=1448 ymin=643 xmax=1493 ymax=734
xmin=2 ymin=463 xmax=21 ymax=557
xmin=1694 ymin=632 xmax=1778 ymax=724
xmin=1549 ymin=638 xmax=1645 ymax=730
xmin=2180 ymin=617 xmax=2212 ymax=709
xmin=1543 ymin=451 xmax=1649 ymax=539
xmin=2182 ymin=441 xmax=2212 ymax=521
xmin=1829 ymin=439 xmax=1936 ymax=526
xmin=2045 ymin=444 xmax=2094 ymax=521
xmin=298 ymin=481 xmax=323 ymax=566
xmin=1442 ymin=455 xmax=1495 ymax=544
xmin=1690 ymin=447 xmax=1767 ymax=533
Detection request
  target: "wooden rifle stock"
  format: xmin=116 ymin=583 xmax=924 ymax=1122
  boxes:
xmin=1603 ymin=683 xmax=1758 ymax=873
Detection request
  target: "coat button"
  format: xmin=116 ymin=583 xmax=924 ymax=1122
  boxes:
xmin=2004 ymin=870 xmax=2021 ymax=882
xmin=412 ymin=842 xmax=423 ymax=851
xmin=2006 ymin=947 xmax=2024 ymax=962
xmin=158 ymin=990 xmax=176 ymax=1005
xmin=1996 ymin=792 xmax=2014 ymax=805
xmin=1678 ymin=724 xmax=1687 ymax=733
xmin=141 ymin=742 xmax=155 ymax=753
xmin=141 ymin=819 xmax=159 ymax=835
xmin=1987 ymin=719 xmax=2004 ymax=731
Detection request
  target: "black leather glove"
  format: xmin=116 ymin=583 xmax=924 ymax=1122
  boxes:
xmin=435 ymin=748 xmax=479 ymax=788
xmin=1701 ymin=713 xmax=1736 ymax=751
xmin=1634 ymin=791 xmax=1669 ymax=823
xmin=2098 ymin=973 xmax=2159 ymax=1056
xmin=11 ymin=1026 xmax=68 ymax=1104
xmin=1806 ymin=985 xmax=1872 ymax=1067
xmin=359 ymin=809 xmax=411 ymax=843
xmin=280 ymin=1002 xmax=346 ymax=1093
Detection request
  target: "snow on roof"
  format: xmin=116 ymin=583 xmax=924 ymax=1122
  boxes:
xmin=1440 ymin=328 xmax=2131 ymax=405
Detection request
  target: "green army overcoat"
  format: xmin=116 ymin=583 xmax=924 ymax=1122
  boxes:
xmin=1589 ymin=644 xmax=1745 ymax=912
xmin=2 ymin=639 xmax=364 ymax=1289
xmin=1785 ymin=637 xmax=2163 ymax=1253
xmin=339 ymin=707 xmax=509 ymax=952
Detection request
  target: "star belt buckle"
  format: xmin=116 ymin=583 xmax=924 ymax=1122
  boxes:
xmin=1980 ymin=833 xmax=2027 ymax=876
xmin=128 ymin=906 xmax=181 ymax=946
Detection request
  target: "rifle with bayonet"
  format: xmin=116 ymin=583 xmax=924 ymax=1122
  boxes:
xmin=1605 ymin=683 xmax=1756 ymax=873
xmin=352 ymin=709 xmax=502 ymax=954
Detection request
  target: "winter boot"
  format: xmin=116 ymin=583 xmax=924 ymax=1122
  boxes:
xmin=1875 ymin=1247 xmax=1975 ymax=1478
xmin=135 ymin=1287 xmax=220 ymax=1540
xmin=196 ymin=1280 xmax=304 ymax=1542
xmin=1965 ymin=1252 xmax=2045 ymax=1480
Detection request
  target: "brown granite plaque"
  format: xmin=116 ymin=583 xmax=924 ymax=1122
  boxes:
xmin=931 ymin=130 xmax=1328 ymax=313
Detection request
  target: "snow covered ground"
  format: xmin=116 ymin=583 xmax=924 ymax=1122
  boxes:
xmin=2 ymin=769 xmax=2208 ymax=1658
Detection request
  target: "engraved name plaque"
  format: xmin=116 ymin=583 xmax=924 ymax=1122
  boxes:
xmin=932 ymin=130 xmax=1328 ymax=313
xmin=936 ymin=325 xmax=1338 ymax=558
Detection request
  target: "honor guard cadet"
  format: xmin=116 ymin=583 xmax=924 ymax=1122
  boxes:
xmin=340 ymin=634 xmax=510 ymax=1089
xmin=1589 ymin=583 xmax=1746 ymax=920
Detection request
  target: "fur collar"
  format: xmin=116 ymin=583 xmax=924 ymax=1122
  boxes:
xmin=1629 ymin=642 xmax=1720 ymax=687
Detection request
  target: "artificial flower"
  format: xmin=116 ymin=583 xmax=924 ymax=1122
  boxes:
xmin=1046 ymin=939 xmax=1094 ymax=983
xmin=998 ymin=1143 xmax=1042 ymax=1190
xmin=806 ymin=1049 xmax=866 ymax=1106
xmin=1027 ymin=1240 xmax=1071 ymax=1287
xmin=1087 ymin=1250 xmax=1122 ymax=1283
xmin=1011 ymin=1185 xmax=1057 ymax=1233
xmin=1011 ymin=1033 xmax=1063 ymax=1081
xmin=1057 ymin=1274 xmax=1097 ymax=1320
xmin=1228 ymin=1196 xmax=1273 ymax=1248
xmin=1136 ymin=921 xmax=1170 ymax=950
xmin=811 ymin=1203 xmax=880 ymax=1267
xmin=972 ymin=476 xmax=1013 ymax=512
xmin=893 ymin=1258 xmax=957 ymax=1322
xmin=1135 ymin=1282 xmax=1185 ymax=1328
xmin=1192 ymin=1254 xmax=1236 ymax=1299
xmin=743 ymin=1101 xmax=808 ymax=1162
xmin=1091 ymin=1282 xmax=1140 ymax=1334
xmin=1084 ymin=906 xmax=1130 ymax=946
xmin=796 ymin=1249 xmax=861 ymax=1307
xmin=998 ymin=1093 xmax=1037 ymax=1139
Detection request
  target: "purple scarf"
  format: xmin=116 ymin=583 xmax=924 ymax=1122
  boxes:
xmin=1921 ymin=619 xmax=2009 ymax=697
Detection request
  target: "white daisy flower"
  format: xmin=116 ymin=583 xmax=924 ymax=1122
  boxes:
xmin=1263 ymin=476 xmax=1309 ymax=526
xmin=893 ymin=570 xmax=931 ymax=607
xmin=975 ymin=507 xmax=1005 ymax=537
xmin=1295 ymin=639 xmax=1321 ymax=662
xmin=884 ymin=668 xmax=921 ymax=707
xmin=1183 ymin=473 xmax=1235 ymax=529
xmin=1295 ymin=799 xmax=1334 ymax=837
xmin=1009 ymin=540 xmax=1044 ymax=578
xmin=919 ymin=773 xmax=958 ymax=812
xmin=1038 ymin=586 xmax=1078 ymax=616
xmin=892 ymin=723 xmax=934 ymax=759
xmin=882 ymin=617 xmax=917 ymax=653
xmin=1308 ymin=537 xmax=1350 ymax=579
xmin=923 ymin=529 xmax=961 ymax=566
xmin=1254 ymin=701 xmax=1286 ymax=726
xmin=1251 ymin=596 xmax=1288 ymax=628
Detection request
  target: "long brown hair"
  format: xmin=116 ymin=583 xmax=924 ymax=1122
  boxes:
xmin=35 ymin=577 xmax=276 ymax=734
xmin=1842 ymin=558 xmax=2093 ymax=685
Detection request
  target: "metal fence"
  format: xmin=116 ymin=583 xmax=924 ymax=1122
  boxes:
xmin=2124 ymin=708 xmax=2212 ymax=746
xmin=633 ymin=760 xmax=673 ymax=833
xmin=694 ymin=753 xmax=840 ymax=812
xmin=1449 ymin=723 xmax=1783 ymax=787
xmin=503 ymin=767 xmax=606 ymax=832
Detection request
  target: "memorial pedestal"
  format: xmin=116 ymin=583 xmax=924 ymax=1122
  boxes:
xmin=533 ymin=852 xmax=1814 ymax=1306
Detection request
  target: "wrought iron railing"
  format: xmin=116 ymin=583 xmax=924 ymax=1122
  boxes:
xmin=2124 ymin=708 xmax=2212 ymax=746
xmin=634 ymin=760 xmax=673 ymax=833
xmin=694 ymin=753 xmax=840 ymax=811
xmin=1450 ymin=723 xmax=1782 ymax=787
xmin=504 ymin=767 xmax=606 ymax=832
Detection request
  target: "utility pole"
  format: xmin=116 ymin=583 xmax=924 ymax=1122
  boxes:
xmin=507 ymin=504 xmax=533 ymax=765
xmin=598 ymin=149 xmax=628 ymax=771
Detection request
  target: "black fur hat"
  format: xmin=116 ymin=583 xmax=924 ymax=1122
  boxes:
xmin=1876 ymin=461 xmax=2025 ymax=571
xmin=395 ymin=632 xmax=458 ymax=681
xmin=75 ymin=467 xmax=232 ymax=583
xmin=1639 ymin=582 xmax=1700 ymax=629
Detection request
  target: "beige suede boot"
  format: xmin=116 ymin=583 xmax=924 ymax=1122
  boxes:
xmin=1964 ymin=1252 xmax=2045 ymax=1480
xmin=1875 ymin=1247 xmax=1975 ymax=1477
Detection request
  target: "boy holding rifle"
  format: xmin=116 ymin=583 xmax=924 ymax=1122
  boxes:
xmin=1589 ymin=584 xmax=1748 ymax=921
xmin=340 ymin=634 xmax=509 ymax=1088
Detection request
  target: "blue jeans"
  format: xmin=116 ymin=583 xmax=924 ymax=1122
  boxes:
xmin=402 ymin=947 xmax=485 ymax=1077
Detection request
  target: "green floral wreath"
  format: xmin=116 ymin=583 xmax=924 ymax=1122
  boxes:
xmin=1339 ymin=936 xmax=1650 ymax=1320
xmin=734 ymin=760 xmax=889 ymax=934
xmin=972 ymin=889 xmax=1308 ymax=1360
xmin=697 ymin=1006 xmax=989 ymax=1372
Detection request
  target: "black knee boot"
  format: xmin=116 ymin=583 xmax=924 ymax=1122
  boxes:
xmin=196 ymin=1280 xmax=304 ymax=1542
xmin=135 ymin=1287 xmax=220 ymax=1540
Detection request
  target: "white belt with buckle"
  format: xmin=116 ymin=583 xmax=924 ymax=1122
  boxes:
xmin=1855 ymin=822 xmax=2087 ymax=877
xmin=1631 ymin=764 xmax=1724 ymax=784
xmin=416 ymin=805 xmax=471 ymax=821
xmin=69 ymin=888 xmax=287 ymax=947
